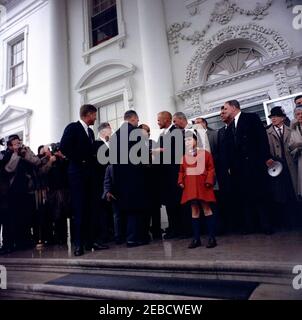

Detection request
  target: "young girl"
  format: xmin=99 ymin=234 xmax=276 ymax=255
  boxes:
xmin=178 ymin=131 xmax=217 ymax=249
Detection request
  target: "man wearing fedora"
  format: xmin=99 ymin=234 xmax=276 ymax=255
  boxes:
xmin=266 ymin=106 xmax=298 ymax=230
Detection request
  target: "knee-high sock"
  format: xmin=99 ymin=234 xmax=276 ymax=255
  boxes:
xmin=206 ymin=215 xmax=215 ymax=239
xmin=192 ymin=217 xmax=201 ymax=241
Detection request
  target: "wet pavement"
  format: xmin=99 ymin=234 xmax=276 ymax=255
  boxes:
xmin=1 ymin=231 xmax=302 ymax=264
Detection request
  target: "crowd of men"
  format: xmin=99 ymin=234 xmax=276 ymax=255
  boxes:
xmin=0 ymin=96 xmax=301 ymax=256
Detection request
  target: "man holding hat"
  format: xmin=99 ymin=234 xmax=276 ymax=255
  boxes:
xmin=266 ymin=106 xmax=298 ymax=230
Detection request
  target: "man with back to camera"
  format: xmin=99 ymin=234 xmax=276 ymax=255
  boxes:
xmin=108 ymin=110 xmax=149 ymax=247
xmin=60 ymin=104 xmax=109 ymax=256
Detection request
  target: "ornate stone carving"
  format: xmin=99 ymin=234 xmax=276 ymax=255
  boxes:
xmin=271 ymin=65 xmax=290 ymax=96
xmin=184 ymin=92 xmax=202 ymax=118
xmin=185 ymin=0 xmax=208 ymax=16
xmin=168 ymin=0 xmax=273 ymax=52
xmin=289 ymin=82 xmax=302 ymax=93
xmin=212 ymin=0 xmax=236 ymax=25
xmin=184 ymin=23 xmax=292 ymax=86
xmin=167 ymin=22 xmax=192 ymax=54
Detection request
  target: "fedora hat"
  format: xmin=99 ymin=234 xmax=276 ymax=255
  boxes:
xmin=268 ymin=106 xmax=286 ymax=118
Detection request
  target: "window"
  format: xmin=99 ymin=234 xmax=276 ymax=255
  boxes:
xmin=9 ymin=37 xmax=24 ymax=89
xmin=204 ymin=104 xmax=267 ymax=130
xmin=91 ymin=0 xmax=118 ymax=47
xmin=82 ymin=0 xmax=126 ymax=63
xmin=0 ymin=26 xmax=28 ymax=103
xmin=207 ymin=48 xmax=264 ymax=82
xmin=98 ymin=99 xmax=125 ymax=131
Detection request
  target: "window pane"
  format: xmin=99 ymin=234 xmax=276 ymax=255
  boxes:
xmin=107 ymin=103 xmax=116 ymax=121
xmin=91 ymin=0 xmax=118 ymax=47
xmin=99 ymin=107 xmax=107 ymax=122
xmin=116 ymin=101 xmax=124 ymax=118
xmin=117 ymin=117 xmax=124 ymax=128
xmin=207 ymin=47 xmax=263 ymax=82
xmin=109 ymin=120 xmax=117 ymax=131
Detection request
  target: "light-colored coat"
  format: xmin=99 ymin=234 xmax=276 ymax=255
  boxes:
xmin=266 ymin=125 xmax=298 ymax=196
xmin=289 ymin=121 xmax=302 ymax=198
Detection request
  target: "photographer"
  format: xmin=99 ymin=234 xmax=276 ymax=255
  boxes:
xmin=31 ymin=145 xmax=55 ymax=247
xmin=1 ymin=135 xmax=41 ymax=254
xmin=41 ymin=143 xmax=70 ymax=245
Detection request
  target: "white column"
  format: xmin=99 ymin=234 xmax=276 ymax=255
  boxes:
xmin=137 ymin=0 xmax=176 ymax=126
xmin=49 ymin=0 xmax=70 ymax=142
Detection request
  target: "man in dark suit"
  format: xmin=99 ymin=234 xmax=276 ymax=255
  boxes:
xmin=109 ymin=110 xmax=149 ymax=247
xmin=223 ymin=100 xmax=272 ymax=234
xmin=156 ymin=111 xmax=184 ymax=239
xmin=94 ymin=122 xmax=113 ymax=243
xmin=60 ymin=104 xmax=109 ymax=256
xmin=215 ymin=107 xmax=236 ymax=233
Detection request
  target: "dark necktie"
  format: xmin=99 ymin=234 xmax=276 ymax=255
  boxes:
xmin=88 ymin=128 xmax=94 ymax=144
xmin=229 ymin=120 xmax=236 ymax=143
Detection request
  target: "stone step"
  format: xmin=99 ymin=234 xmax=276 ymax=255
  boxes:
xmin=0 ymin=258 xmax=299 ymax=300
xmin=0 ymin=258 xmax=295 ymax=284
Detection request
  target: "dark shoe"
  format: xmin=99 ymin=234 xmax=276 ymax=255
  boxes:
xmin=163 ymin=232 xmax=178 ymax=240
xmin=85 ymin=243 xmax=109 ymax=251
xmin=115 ymin=239 xmax=125 ymax=245
xmin=188 ymin=239 xmax=201 ymax=249
xmin=178 ymin=233 xmax=192 ymax=240
xmin=74 ymin=246 xmax=84 ymax=256
xmin=152 ymin=234 xmax=162 ymax=240
xmin=206 ymin=237 xmax=217 ymax=249
xmin=138 ymin=240 xmax=150 ymax=246
xmin=126 ymin=242 xmax=141 ymax=248
xmin=0 ymin=247 xmax=13 ymax=255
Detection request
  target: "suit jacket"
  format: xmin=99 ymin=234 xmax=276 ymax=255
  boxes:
xmin=94 ymin=139 xmax=109 ymax=194
xmin=109 ymin=122 xmax=148 ymax=211
xmin=157 ymin=125 xmax=184 ymax=206
xmin=60 ymin=121 xmax=96 ymax=172
xmin=216 ymin=126 xmax=231 ymax=193
xmin=225 ymin=112 xmax=271 ymax=198
xmin=206 ymin=128 xmax=218 ymax=162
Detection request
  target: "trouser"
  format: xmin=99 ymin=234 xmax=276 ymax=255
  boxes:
xmin=69 ymin=170 xmax=95 ymax=247
xmin=4 ymin=192 xmax=33 ymax=249
xmin=112 ymin=202 xmax=126 ymax=242
xmin=124 ymin=211 xmax=143 ymax=244
xmin=150 ymin=207 xmax=161 ymax=236
xmin=165 ymin=204 xmax=182 ymax=235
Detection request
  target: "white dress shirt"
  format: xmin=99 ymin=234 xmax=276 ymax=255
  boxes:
xmin=234 ymin=111 xmax=242 ymax=128
xmin=274 ymin=125 xmax=284 ymax=137
xmin=163 ymin=123 xmax=174 ymax=135
xmin=99 ymin=136 xmax=110 ymax=148
xmin=79 ymin=119 xmax=89 ymax=136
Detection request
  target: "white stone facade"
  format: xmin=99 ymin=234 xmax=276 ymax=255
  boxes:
xmin=0 ymin=0 xmax=302 ymax=151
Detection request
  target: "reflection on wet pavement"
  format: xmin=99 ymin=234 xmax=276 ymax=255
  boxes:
xmin=1 ymin=231 xmax=302 ymax=264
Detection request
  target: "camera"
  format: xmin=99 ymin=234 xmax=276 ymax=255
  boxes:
xmin=0 ymin=138 xmax=5 ymax=146
xmin=18 ymin=145 xmax=28 ymax=158
xmin=50 ymin=142 xmax=60 ymax=155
